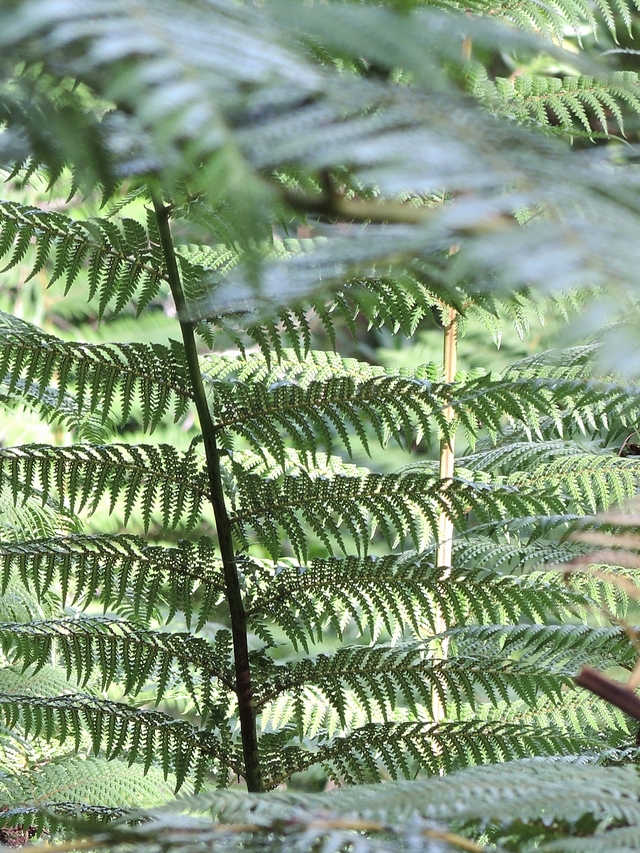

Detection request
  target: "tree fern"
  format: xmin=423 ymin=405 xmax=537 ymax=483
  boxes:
xmin=3 ymin=0 xmax=640 ymax=851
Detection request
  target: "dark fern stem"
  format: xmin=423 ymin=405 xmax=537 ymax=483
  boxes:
xmin=151 ymin=194 xmax=262 ymax=792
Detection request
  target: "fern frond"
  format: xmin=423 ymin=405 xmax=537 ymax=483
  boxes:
xmin=206 ymin=356 xmax=446 ymax=460
xmin=0 ymin=202 xmax=167 ymax=318
xmin=0 ymin=312 xmax=192 ymax=431
xmin=0 ymin=664 xmax=87 ymax=699
xmin=255 ymin=625 xmax=631 ymax=738
xmin=201 ymin=274 xmax=448 ymax=360
xmin=0 ymin=694 xmax=239 ymax=790
xmin=0 ymin=444 xmax=208 ymax=532
xmin=465 ymin=691 xmax=630 ymax=743
xmin=0 ymin=617 xmax=234 ymax=707
xmin=14 ymin=789 xmax=462 ymax=853
xmin=447 ymin=623 xmax=634 ymax=671
xmin=254 ymin=644 xmax=578 ymax=724
xmin=0 ymin=535 xmax=225 ymax=631
xmin=461 ymin=439 xmax=587 ymax=474
xmin=233 ymin=467 xmax=563 ymax=560
xmin=456 ymin=371 xmax=640 ymax=442
xmin=246 ymin=556 xmax=588 ymax=649
xmin=206 ymin=347 xmax=640 ymax=463
xmin=202 ymin=348 xmax=435 ymax=385
xmin=450 ymin=0 xmax=640 ymax=39
xmin=306 ymin=721 xmax=587 ymax=785
xmin=502 ymin=344 xmax=600 ymax=379
xmin=474 ymin=72 xmax=640 ymax=136
xmin=541 ymin=826 xmax=640 ymax=852
xmin=83 ymin=758 xmax=640 ymax=853
xmin=509 ymin=452 xmax=640 ymax=513
xmin=0 ymin=577 xmax=54 ymax=624
xmin=1 ymin=378 xmax=113 ymax=443
xmin=0 ymin=486 xmax=72 ymax=542
xmin=449 ymin=533 xmax=583 ymax=571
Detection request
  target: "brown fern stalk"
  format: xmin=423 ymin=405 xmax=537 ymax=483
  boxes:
xmin=433 ymin=307 xmax=458 ymax=723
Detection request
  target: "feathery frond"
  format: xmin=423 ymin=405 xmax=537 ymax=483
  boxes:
xmin=0 ymin=444 xmax=207 ymax=532
xmin=0 ymin=312 xmax=192 ymax=432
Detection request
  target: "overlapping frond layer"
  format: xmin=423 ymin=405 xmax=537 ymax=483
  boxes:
xmin=0 ymin=312 xmax=192 ymax=431
xmin=57 ymin=754 xmax=640 ymax=853
xmin=467 ymin=447 xmax=640 ymax=512
xmin=0 ymin=487 xmax=71 ymax=542
xmin=182 ymin=759 xmax=640 ymax=853
xmin=455 ymin=370 xmax=640 ymax=440
xmin=253 ymin=622 xmax=631 ymax=748
xmin=8 ymin=0 xmax=640 ymax=314
xmin=2 ymin=0 xmax=640 ymax=831
xmin=0 ymin=535 xmax=225 ymax=630
xmin=0 ymin=375 xmax=112 ymax=443
xmin=0 ymin=444 xmax=207 ymax=532
xmin=446 ymin=623 xmax=634 ymax=669
xmin=449 ymin=534 xmax=581 ymax=571
xmin=0 ymin=663 xmax=82 ymax=699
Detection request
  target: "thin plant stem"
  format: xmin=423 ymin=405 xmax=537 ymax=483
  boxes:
xmin=432 ymin=307 xmax=458 ymax=723
xmin=152 ymin=194 xmax=262 ymax=793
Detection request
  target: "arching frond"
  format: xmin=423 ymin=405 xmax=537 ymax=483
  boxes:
xmin=446 ymin=623 xmax=634 ymax=670
xmin=310 ymin=721 xmax=587 ymax=785
xmin=474 ymin=71 xmax=640 ymax=136
xmin=0 ymin=486 xmax=72 ymax=542
xmin=56 ymin=757 xmax=640 ymax=853
xmin=206 ymin=359 xmax=447 ymax=460
xmin=509 ymin=453 xmax=640 ymax=513
xmin=465 ymin=691 xmax=630 ymax=742
xmin=0 ymin=693 xmax=239 ymax=790
xmin=0 ymin=312 xmax=192 ymax=431
xmin=0 ymin=202 xmax=168 ymax=318
xmin=246 ymin=556 xmax=588 ymax=649
xmin=0 ymin=444 xmax=208 ymax=532
xmin=315 ymin=758 xmax=640 ymax=825
xmin=232 ymin=467 xmax=563 ymax=560
xmin=255 ymin=645 xmax=574 ymax=721
xmin=0 ymin=535 xmax=225 ymax=630
xmin=0 ymin=616 xmax=234 ymax=708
